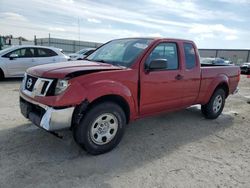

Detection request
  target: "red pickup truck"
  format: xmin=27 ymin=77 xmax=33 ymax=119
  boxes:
xmin=20 ymin=38 xmax=240 ymax=155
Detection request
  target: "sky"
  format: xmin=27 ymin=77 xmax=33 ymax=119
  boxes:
xmin=0 ymin=0 xmax=250 ymax=49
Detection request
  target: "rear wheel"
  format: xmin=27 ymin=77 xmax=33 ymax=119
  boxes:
xmin=201 ymin=88 xmax=225 ymax=119
xmin=73 ymin=102 xmax=126 ymax=155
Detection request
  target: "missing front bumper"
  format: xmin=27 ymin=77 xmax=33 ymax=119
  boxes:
xmin=20 ymin=96 xmax=74 ymax=131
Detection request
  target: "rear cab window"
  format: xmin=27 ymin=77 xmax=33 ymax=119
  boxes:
xmin=184 ymin=43 xmax=196 ymax=69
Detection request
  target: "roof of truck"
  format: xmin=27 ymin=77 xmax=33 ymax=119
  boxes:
xmin=113 ymin=37 xmax=194 ymax=43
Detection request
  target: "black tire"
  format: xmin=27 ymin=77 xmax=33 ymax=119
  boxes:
xmin=201 ymin=88 xmax=226 ymax=119
xmin=0 ymin=69 xmax=4 ymax=80
xmin=73 ymin=102 xmax=126 ymax=155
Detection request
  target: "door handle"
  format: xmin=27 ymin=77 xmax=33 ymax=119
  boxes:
xmin=175 ymin=74 xmax=183 ymax=80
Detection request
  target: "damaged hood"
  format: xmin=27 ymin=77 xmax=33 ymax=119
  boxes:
xmin=27 ymin=60 xmax=123 ymax=79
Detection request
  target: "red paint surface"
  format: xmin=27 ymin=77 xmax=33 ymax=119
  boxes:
xmin=22 ymin=38 xmax=241 ymax=121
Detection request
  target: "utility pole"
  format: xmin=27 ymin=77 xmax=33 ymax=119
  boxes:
xmin=78 ymin=17 xmax=80 ymax=51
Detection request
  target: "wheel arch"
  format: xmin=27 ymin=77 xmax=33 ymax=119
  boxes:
xmin=202 ymin=75 xmax=229 ymax=104
xmin=215 ymin=82 xmax=229 ymax=98
xmin=88 ymin=94 xmax=130 ymax=123
xmin=71 ymin=94 xmax=131 ymax=128
xmin=205 ymin=81 xmax=229 ymax=104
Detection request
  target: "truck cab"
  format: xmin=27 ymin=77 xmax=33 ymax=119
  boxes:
xmin=138 ymin=39 xmax=201 ymax=115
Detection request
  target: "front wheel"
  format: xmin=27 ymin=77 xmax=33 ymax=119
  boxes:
xmin=73 ymin=102 xmax=126 ymax=155
xmin=201 ymin=88 xmax=226 ymax=119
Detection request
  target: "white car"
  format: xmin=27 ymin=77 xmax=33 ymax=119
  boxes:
xmin=68 ymin=48 xmax=95 ymax=61
xmin=240 ymin=62 xmax=250 ymax=74
xmin=0 ymin=45 xmax=70 ymax=79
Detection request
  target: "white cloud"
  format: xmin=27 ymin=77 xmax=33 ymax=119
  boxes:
xmin=87 ymin=18 xmax=102 ymax=24
xmin=0 ymin=0 xmax=249 ymax=48
xmin=189 ymin=24 xmax=237 ymax=35
xmin=148 ymin=0 xmax=244 ymax=21
xmin=60 ymin=0 xmax=74 ymax=4
xmin=225 ymin=35 xmax=238 ymax=40
xmin=0 ymin=12 xmax=27 ymax=21
xmin=27 ymin=0 xmax=189 ymax=34
xmin=48 ymin=27 xmax=65 ymax=32
xmin=189 ymin=24 xmax=239 ymax=41
xmin=195 ymin=33 xmax=216 ymax=41
xmin=147 ymin=33 xmax=163 ymax=37
xmin=218 ymin=0 xmax=250 ymax=3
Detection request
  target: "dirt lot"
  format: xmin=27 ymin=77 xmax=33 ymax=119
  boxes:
xmin=0 ymin=76 xmax=250 ymax=188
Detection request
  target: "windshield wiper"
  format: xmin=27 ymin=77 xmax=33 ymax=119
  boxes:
xmin=92 ymin=59 xmax=109 ymax=64
xmin=85 ymin=58 xmax=106 ymax=63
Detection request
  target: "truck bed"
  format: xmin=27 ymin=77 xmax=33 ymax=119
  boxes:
xmin=197 ymin=65 xmax=240 ymax=104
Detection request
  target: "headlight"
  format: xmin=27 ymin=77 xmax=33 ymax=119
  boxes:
xmin=55 ymin=79 xmax=69 ymax=95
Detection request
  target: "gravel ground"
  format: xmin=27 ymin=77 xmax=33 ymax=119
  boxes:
xmin=0 ymin=75 xmax=249 ymax=188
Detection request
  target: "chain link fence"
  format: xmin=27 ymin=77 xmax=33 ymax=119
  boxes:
xmin=36 ymin=38 xmax=102 ymax=54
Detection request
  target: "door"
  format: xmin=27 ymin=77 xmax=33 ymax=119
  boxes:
xmin=140 ymin=42 xmax=184 ymax=115
xmin=181 ymin=43 xmax=201 ymax=106
xmin=5 ymin=48 xmax=35 ymax=77
xmin=34 ymin=48 xmax=58 ymax=65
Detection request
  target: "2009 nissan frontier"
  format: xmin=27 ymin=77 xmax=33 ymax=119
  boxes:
xmin=19 ymin=38 xmax=240 ymax=154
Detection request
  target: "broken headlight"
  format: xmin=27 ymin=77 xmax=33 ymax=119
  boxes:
xmin=55 ymin=79 xmax=69 ymax=95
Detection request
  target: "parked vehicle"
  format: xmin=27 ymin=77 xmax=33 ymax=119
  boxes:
xmin=0 ymin=45 xmax=69 ymax=79
xmin=224 ymin=60 xmax=234 ymax=65
xmin=19 ymin=38 xmax=240 ymax=155
xmin=68 ymin=48 xmax=95 ymax=61
xmin=201 ymin=57 xmax=232 ymax=66
xmin=240 ymin=62 xmax=250 ymax=74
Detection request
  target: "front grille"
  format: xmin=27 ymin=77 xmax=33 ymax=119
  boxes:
xmin=45 ymin=79 xmax=57 ymax=96
xmin=25 ymin=75 xmax=38 ymax=92
xmin=23 ymin=74 xmax=54 ymax=97
xmin=41 ymin=81 xmax=50 ymax=95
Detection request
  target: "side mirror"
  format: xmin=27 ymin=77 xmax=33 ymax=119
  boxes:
xmin=9 ymin=54 xmax=18 ymax=60
xmin=147 ymin=59 xmax=168 ymax=71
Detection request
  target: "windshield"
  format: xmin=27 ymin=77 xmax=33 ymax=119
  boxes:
xmin=86 ymin=38 xmax=153 ymax=67
xmin=0 ymin=46 xmax=15 ymax=55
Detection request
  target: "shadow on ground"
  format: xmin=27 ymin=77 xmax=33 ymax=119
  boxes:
xmin=0 ymin=106 xmax=234 ymax=187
